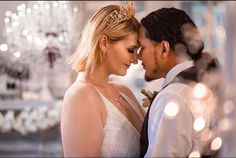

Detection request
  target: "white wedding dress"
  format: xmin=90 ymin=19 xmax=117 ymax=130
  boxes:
xmin=93 ymin=85 xmax=143 ymax=157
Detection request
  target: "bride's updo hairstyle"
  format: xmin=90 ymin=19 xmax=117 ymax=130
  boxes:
xmin=69 ymin=2 xmax=140 ymax=73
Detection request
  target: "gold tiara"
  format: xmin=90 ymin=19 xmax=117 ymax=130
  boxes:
xmin=107 ymin=1 xmax=135 ymax=26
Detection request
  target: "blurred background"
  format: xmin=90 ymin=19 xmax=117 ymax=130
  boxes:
xmin=0 ymin=1 xmax=235 ymax=157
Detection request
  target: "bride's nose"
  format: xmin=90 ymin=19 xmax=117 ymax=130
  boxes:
xmin=130 ymin=53 xmax=138 ymax=64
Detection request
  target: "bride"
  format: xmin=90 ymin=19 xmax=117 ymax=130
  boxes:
xmin=60 ymin=2 xmax=145 ymax=157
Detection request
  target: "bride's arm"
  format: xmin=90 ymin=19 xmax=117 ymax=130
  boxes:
xmin=60 ymin=83 xmax=104 ymax=157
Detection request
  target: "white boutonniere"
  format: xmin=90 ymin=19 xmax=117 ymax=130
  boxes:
xmin=141 ymin=89 xmax=158 ymax=108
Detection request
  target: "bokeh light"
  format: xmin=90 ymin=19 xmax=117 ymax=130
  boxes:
xmin=218 ymin=118 xmax=231 ymax=131
xmin=0 ymin=43 xmax=8 ymax=52
xmin=223 ymin=100 xmax=234 ymax=114
xmin=164 ymin=101 xmax=179 ymax=119
xmin=211 ymin=137 xmax=222 ymax=151
xmin=194 ymin=117 xmax=205 ymax=131
xmin=188 ymin=150 xmax=200 ymax=158
xmin=193 ymin=83 xmax=208 ymax=99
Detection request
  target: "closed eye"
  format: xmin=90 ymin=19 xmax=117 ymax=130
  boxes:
xmin=128 ymin=49 xmax=135 ymax=54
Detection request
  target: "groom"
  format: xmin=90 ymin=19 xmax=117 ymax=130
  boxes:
xmin=138 ymin=8 xmax=219 ymax=157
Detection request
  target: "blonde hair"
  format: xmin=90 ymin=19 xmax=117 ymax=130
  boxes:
xmin=68 ymin=2 xmax=140 ymax=73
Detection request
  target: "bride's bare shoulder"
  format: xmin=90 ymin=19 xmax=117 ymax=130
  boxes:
xmin=64 ymin=81 xmax=96 ymax=97
xmin=62 ymin=80 xmax=104 ymax=111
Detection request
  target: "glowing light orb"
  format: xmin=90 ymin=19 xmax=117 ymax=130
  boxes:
xmin=193 ymin=83 xmax=208 ymax=99
xmin=211 ymin=137 xmax=222 ymax=150
xmin=194 ymin=117 xmax=205 ymax=131
xmin=164 ymin=101 xmax=179 ymax=118
xmin=188 ymin=151 xmax=200 ymax=158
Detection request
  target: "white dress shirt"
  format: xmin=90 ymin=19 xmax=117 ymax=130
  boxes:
xmin=145 ymin=60 xmax=202 ymax=157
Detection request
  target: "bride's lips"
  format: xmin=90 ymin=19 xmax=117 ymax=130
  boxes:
xmin=124 ymin=64 xmax=130 ymax=69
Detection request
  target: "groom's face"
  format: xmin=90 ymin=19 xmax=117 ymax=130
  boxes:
xmin=138 ymin=26 xmax=165 ymax=81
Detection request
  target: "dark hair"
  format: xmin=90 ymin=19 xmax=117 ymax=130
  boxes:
xmin=141 ymin=7 xmax=204 ymax=61
xmin=141 ymin=7 xmax=219 ymax=72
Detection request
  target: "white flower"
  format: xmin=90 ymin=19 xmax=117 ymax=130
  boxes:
xmin=35 ymin=107 xmax=49 ymax=130
xmin=0 ymin=113 xmax=4 ymax=128
xmin=25 ymin=119 xmax=37 ymax=132
xmin=13 ymin=114 xmax=27 ymax=135
xmin=0 ymin=102 xmax=61 ymax=135
xmin=1 ymin=111 xmax=15 ymax=132
xmin=24 ymin=109 xmax=38 ymax=132
xmin=47 ymin=108 xmax=59 ymax=127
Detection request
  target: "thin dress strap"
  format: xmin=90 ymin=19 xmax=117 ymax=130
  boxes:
xmin=119 ymin=92 xmax=144 ymax=122
xmin=78 ymin=80 xmax=104 ymax=96
xmin=78 ymin=79 xmax=143 ymax=123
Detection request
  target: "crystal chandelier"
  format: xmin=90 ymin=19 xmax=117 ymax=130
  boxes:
xmin=3 ymin=1 xmax=74 ymax=68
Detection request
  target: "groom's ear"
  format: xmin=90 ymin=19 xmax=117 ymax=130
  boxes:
xmin=160 ymin=40 xmax=170 ymax=59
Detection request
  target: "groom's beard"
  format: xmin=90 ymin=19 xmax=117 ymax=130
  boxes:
xmin=145 ymin=66 xmax=160 ymax=82
xmin=145 ymin=49 xmax=161 ymax=82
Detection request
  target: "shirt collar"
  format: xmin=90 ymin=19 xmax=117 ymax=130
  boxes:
xmin=162 ymin=60 xmax=194 ymax=88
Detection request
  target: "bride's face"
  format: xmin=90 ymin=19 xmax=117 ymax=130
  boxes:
xmin=104 ymin=33 xmax=139 ymax=76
